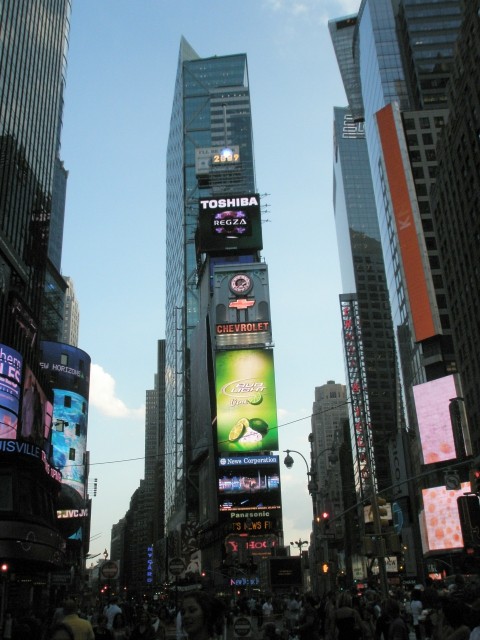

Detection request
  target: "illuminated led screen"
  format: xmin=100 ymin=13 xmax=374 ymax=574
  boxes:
xmin=21 ymin=365 xmax=53 ymax=446
xmin=421 ymin=483 xmax=469 ymax=552
xmin=413 ymin=375 xmax=457 ymax=464
xmin=51 ymin=388 xmax=88 ymax=492
xmin=197 ymin=194 xmax=263 ymax=254
xmin=216 ymin=349 xmax=278 ymax=453
xmin=218 ymin=455 xmax=281 ymax=512
xmin=0 ymin=344 xmax=22 ymax=440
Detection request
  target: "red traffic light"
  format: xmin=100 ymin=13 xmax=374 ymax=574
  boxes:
xmin=321 ymin=511 xmax=329 ymax=519
xmin=0 ymin=563 xmax=8 ymax=572
xmin=469 ymin=469 xmax=480 ymax=494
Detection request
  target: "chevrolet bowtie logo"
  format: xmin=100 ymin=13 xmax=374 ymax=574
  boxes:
xmin=229 ymin=299 xmax=255 ymax=310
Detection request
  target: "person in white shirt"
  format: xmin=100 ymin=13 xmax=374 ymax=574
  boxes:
xmin=262 ymin=598 xmax=274 ymax=622
xmin=103 ymin=598 xmax=122 ymax=630
xmin=410 ymin=589 xmax=423 ymax=640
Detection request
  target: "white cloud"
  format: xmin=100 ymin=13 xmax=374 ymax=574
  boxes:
xmin=263 ymin=0 xmax=360 ymax=19
xmin=89 ymin=364 xmax=145 ymax=419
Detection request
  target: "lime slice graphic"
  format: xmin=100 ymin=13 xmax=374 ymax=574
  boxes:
xmin=249 ymin=418 xmax=268 ymax=436
xmin=229 ymin=418 xmax=249 ymax=442
xmin=248 ymin=392 xmax=263 ymax=405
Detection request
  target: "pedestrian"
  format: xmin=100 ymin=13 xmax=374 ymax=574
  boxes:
xmin=130 ymin=611 xmax=155 ymax=640
xmin=93 ymin=615 xmax=114 ymax=640
xmin=469 ymin=599 xmax=480 ymax=640
xmin=104 ymin=599 xmax=123 ymax=631
xmin=180 ymin=591 xmax=225 ymax=640
xmin=112 ymin=613 xmax=130 ymax=640
xmin=44 ymin=623 xmax=75 ymax=640
xmin=410 ymin=589 xmax=423 ymax=640
xmin=323 ymin=592 xmax=337 ymax=640
xmin=433 ymin=598 xmax=470 ymax=640
xmin=150 ymin=608 xmax=167 ymax=640
xmin=262 ymin=598 xmax=274 ymax=625
xmin=61 ymin=599 xmax=95 ymax=640
xmin=2 ymin=611 xmax=13 ymax=640
xmin=334 ymin=592 xmax=363 ymax=640
xmin=293 ymin=595 xmax=319 ymax=640
xmin=383 ymin=599 xmax=408 ymax=640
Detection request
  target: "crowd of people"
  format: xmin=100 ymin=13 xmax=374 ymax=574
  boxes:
xmin=1 ymin=596 xmax=173 ymax=640
xmin=231 ymin=575 xmax=480 ymax=640
xmin=3 ymin=574 xmax=480 ymax=640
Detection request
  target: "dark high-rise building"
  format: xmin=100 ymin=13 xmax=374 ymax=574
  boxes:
xmin=332 ymin=107 xmax=398 ymax=498
xmin=430 ymin=0 xmax=480 ymax=454
xmin=165 ymin=39 xmax=256 ymax=532
xmin=110 ymin=340 xmax=166 ymax=596
xmin=145 ymin=340 xmax=166 ymax=583
xmin=330 ymin=0 xmax=471 ymax=578
xmin=0 ymin=0 xmax=73 ymax=610
xmin=164 ymin=39 xmax=283 ymax=590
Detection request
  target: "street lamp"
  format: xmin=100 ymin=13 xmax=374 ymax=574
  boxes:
xmin=284 ymin=439 xmax=339 ymax=505
xmin=283 ymin=449 xmax=320 ymax=497
xmin=284 ymin=438 xmax=340 ymax=597
xmin=290 ymin=539 xmax=308 ymax=555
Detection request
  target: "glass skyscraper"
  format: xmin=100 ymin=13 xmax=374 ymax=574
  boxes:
xmin=0 ymin=0 xmax=72 ymax=608
xmin=165 ymin=39 xmax=256 ymax=529
xmin=332 ymin=107 xmax=398 ymax=500
xmin=330 ymin=1 xmax=470 ymax=577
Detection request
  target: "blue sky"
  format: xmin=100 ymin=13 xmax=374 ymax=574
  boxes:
xmin=60 ymin=0 xmax=359 ymax=563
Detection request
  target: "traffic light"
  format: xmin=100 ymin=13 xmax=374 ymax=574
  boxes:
xmin=458 ymin=495 xmax=480 ymax=546
xmin=376 ymin=497 xmax=389 ymax=527
xmin=321 ymin=562 xmax=329 ymax=574
xmin=0 ymin=563 xmax=8 ymax=573
xmin=469 ymin=469 xmax=480 ymax=495
xmin=320 ymin=511 xmax=330 ymax=530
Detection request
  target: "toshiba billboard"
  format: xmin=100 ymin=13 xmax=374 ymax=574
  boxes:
xmin=197 ymin=193 xmax=263 ymax=254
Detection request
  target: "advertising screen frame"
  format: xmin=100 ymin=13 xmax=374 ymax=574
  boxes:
xmin=197 ymin=193 xmax=263 ymax=254
xmin=215 ymin=349 xmax=279 ymax=453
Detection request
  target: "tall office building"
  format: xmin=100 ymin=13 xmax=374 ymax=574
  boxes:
xmin=0 ymin=0 xmax=73 ymax=608
xmin=332 ymin=107 xmax=398 ymax=497
xmin=310 ymin=382 xmax=348 ymax=590
xmin=60 ymin=277 xmax=80 ymax=346
xmin=164 ymin=40 xmax=283 ymax=590
xmin=430 ymin=0 xmax=480 ymax=456
xmin=165 ymin=39 xmax=256 ymax=531
xmin=110 ymin=340 xmax=166 ymax=597
xmin=330 ymin=1 xmax=474 ymax=577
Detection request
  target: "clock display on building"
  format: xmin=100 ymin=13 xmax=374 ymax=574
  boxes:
xmin=212 ymin=147 xmax=240 ymax=163
xmin=229 ymin=273 xmax=253 ymax=295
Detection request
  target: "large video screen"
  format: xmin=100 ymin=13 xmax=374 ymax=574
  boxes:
xmin=0 ymin=344 xmax=22 ymax=440
xmin=21 ymin=365 xmax=53 ymax=446
xmin=197 ymin=194 xmax=263 ymax=254
xmin=51 ymin=389 xmax=88 ymax=493
xmin=421 ymin=483 xmax=469 ymax=552
xmin=216 ymin=349 xmax=279 ymax=453
xmin=40 ymin=341 xmax=91 ymax=399
xmin=218 ymin=455 xmax=280 ymax=496
xmin=413 ymin=375 xmax=457 ymax=464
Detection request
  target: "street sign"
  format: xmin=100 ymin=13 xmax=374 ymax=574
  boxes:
xmin=101 ymin=560 xmax=119 ymax=579
xmin=445 ymin=471 xmax=461 ymax=490
xmin=233 ymin=616 xmax=252 ymax=638
xmin=169 ymin=557 xmax=186 ymax=576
